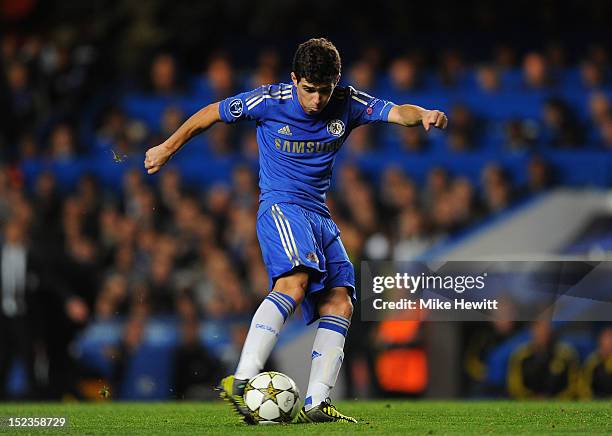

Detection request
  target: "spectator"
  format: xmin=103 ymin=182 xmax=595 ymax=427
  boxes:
xmin=147 ymin=254 xmax=176 ymax=314
xmin=586 ymin=44 xmax=609 ymax=69
xmin=206 ymin=123 xmax=234 ymax=156
xmin=450 ymin=177 xmax=480 ymax=227
xmin=482 ymin=164 xmax=512 ymax=213
xmin=150 ymin=53 xmax=179 ymax=95
xmin=344 ymin=125 xmax=373 ymax=155
xmin=95 ymin=274 xmax=129 ymax=320
xmin=380 ymin=167 xmax=418 ymax=215
xmin=174 ymin=315 xmax=224 ymax=400
xmin=392 ymin=208 xmax=432 ymax=260
xmin=431 ymin=192 xmax=458 ymax=235
xmin=335 ymin=163 xmax=365 ymax=207
xmin=598 ymin=114 xmax=612 ymax=149
xmin=48 ymin=123 xmax=76 ymax=161
xmin=389 ymin=56 xmax=421 ymax=92
xmin=476 ymin=64 xmax=501 ymax=93
xmin=504 ymin=119 xmax=536 ymax=151
xmin=545 ymin=42 xmax=567 ymax=70
xmin=399 ymin=125 xmax=428 ymax=152
xmin=588 ymin=92 xmax=610 ymax=128
xmin=17 ymin=134 xmax=40 ymax=161
xmin=76 ymin=175 xmax=102 ymax=239
xmin=581 ymin=60 xmax=607 ymax=89
xmin=240 ymin=132 xmax=259 ymax=160
xmin=463 ymin=317 xmax=518 ymax=397
xmin=447 ymin=104 xmax=477 ymax=152
xmin=158 ymin=167 xmax=184 ymax=216
xmin=540 ymin=98 xmax=583 ymax=147
xmin=225 ymin=206 xmax=257 ymax=263
xmin=346 ymin=182 xmax=378 ymax=235
xmin=129 ymin=187 xmax=159 ymax=229
xmin=525 ymin=156 xmax=553 ymax=195
xmin=206 ymin=55 xmax=234 ymax=99
xmin=5 ymin=61 xmax=38 ymax=143
xmin=439 ymin=50 xmax=466 ymax=88
xmin=231 ymin=164 xmax=258 ymax=208
xmin=493 ymin=44 xmax=518 ymax=70
xmin=522 ymin=52 xmax=551 ymax=89
xmin=41 ymin=43 xmax=90 ymax=118
xmin=348 ymin=60 xmax=376 ymax=92
xmin=250 ymin=49 xmax=281 ymax=88
xmin=109 ymin=315 xmax=146 ymax=395
xmin=159 ymin=106 xmax=185 ymax=139
xmin=0 ymin=220 xmax=41 ymax=399
xmin=580 ymin=326 xmax=612 ymax=398
xmin=423 ymin=167 xmax=449 ymax=210
xmin=507 ymin=321 xmax=579 ymax=399
xmin=31 ymin=171 xmax=62 ymax=247
xmin=109 ymin=244 xmax=139 ymax=285
xmin=96 ymin=107 xmax=127 ymax=148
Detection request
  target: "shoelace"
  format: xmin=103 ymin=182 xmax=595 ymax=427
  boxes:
xmin=322 ymin=398 xmax=342 ymax=418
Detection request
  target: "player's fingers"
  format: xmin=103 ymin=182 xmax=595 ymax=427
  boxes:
xmin=147 ymin=166 xmax=159 ymax=175
xmin=441 ymin=114 xmax=448 ymax=129
xmin=435 ymin=112 xmax=446 ymax=128
xmin=422 ymin=114 xmax=432 ymax=131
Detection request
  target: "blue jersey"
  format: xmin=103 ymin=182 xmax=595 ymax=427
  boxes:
xmin=219 ymin=83 xmax=395 ymax=217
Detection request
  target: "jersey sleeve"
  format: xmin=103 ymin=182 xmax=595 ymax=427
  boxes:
xmin=348 ymin=86 xmax=396 ymax=127
xmin=218 ymin=86 xmax=267 ymax=123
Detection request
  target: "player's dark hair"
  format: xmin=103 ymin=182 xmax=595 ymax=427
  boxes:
xmin=292 ymin=38 xmax=341 ymax=84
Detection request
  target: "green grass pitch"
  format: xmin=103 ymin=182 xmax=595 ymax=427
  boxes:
xmin=1 ymin=400 xmax=611 ymax=435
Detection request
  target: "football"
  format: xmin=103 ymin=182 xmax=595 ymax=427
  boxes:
xmin=243 ymin=371 xmax=301 ymax=424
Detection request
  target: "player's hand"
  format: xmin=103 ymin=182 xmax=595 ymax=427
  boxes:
xmin=144 ymin=143 xmax=173 ymax=174
xmin=422 ymin=110 xmax=448 ymax=132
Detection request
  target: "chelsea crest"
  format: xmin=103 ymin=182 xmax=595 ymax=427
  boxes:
xmin=327 ymin=119 xmax=345 ymax=137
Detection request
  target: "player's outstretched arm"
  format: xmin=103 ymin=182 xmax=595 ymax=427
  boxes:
xmin=144 ymin=102 xmax=222 ymax=174
xmin=387 ymin=104 xmax=448 ymax=131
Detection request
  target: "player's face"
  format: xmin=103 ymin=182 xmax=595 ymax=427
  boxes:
xmin=291 ymin=73 xmax=338 ymax=115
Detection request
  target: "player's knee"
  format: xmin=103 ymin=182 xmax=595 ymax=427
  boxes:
xmin=318 ymin=288 xmax=353 ymax=319
xmin=273 ymin=271 xmax=309 ymax=304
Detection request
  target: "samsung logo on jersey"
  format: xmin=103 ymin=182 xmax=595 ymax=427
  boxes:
xmin=274 ymin=137 xmax=343 ymax=154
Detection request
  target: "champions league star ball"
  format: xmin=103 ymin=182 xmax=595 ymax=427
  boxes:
xmin=243 ymin=371 xmax=301 ymax=424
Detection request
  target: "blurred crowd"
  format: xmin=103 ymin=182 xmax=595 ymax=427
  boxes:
xmin=461 ymin=320 xmax=612 ymax=400
xmin=2 ymin=31 xmax=612 ymax=162
xmin=0 ymin=154 xmax=551 ymax=399
xmin=1 ymin=1 xmax=612 ymax=401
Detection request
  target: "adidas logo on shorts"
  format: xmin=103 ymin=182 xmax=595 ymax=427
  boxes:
xmin=278 ymin=125 xmax=292 ymax=135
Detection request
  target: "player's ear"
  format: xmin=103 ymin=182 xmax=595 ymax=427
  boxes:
xmin=290 ymin=72 xmax=298 ymax=86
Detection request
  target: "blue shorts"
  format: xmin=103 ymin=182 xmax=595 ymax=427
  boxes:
xmin=257 ymin=203 xmax=356 ymax=324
